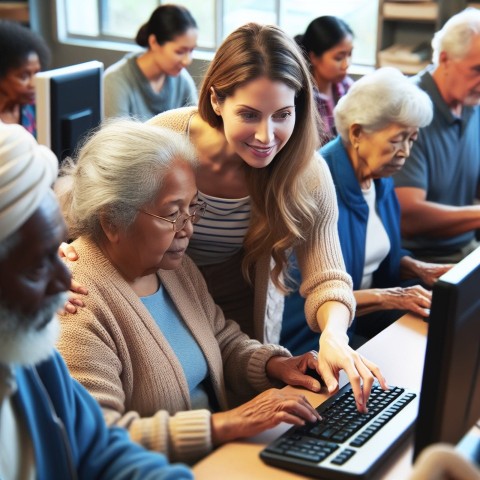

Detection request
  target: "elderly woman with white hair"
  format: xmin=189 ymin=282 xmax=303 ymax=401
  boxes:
xmin=281 ymin=67 xmax=453 ymax=353
xmin=55 ymin=119 xmax=324 ymax=465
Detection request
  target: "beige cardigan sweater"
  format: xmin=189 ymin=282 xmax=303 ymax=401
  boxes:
xmin=148 ymin=107 xmax=356 ymax=340
xmin=57 ymin=237 xmax=291 ymax=464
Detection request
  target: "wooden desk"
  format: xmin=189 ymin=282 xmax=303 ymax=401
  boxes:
xmin=193 ymin=313 xmax=428 ymax=479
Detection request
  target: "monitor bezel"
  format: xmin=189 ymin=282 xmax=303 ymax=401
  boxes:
xmin=414 ymin=246 xmax=480 ymax=461
xmin=35 ymin=60 xmax=104 ymax=157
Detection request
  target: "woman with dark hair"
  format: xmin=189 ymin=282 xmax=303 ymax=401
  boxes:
xmin=0 ymin=19 xmax=51 ymax=138
xmin=295 ymin=16 xmax=354 ymax=144
xmin=103 ymin=4 xmax=198 ymax=120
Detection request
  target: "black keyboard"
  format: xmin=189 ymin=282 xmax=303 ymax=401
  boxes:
xmin=260 ymin=383 xmax=418 ymax=479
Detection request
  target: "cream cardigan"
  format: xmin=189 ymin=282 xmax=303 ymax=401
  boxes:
xmin=148 ymin=107 xmax=356 ymax=340
xmin=57 ymin=237 xmax=291 ymax=464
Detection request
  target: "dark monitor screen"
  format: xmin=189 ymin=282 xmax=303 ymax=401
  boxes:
xmin=35 ymin=61 xmax=103 ymax=162
xmin=414 ymin=246 xmax=480 ymax=462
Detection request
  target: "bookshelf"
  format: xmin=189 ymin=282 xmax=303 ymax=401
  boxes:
xmin=377 ymin=0 xmax=472 ymax=74
xmin=0 ymin=1 xmax=29 ymax=23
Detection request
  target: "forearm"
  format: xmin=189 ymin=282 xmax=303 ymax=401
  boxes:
xmin=299 ymin=157 xmax=356 ymax=329
xmin=354 ymin=289 xmax=391 ymax=316
xmin=211 ymin=410 xmax=240 ymax=446
xmin=401 ymin=202 xmax=480 ymax=239
xmin=399 ymin=255 xmax=423 ymax=280
xmin=316 ymin=301 xmax=350 ymax=337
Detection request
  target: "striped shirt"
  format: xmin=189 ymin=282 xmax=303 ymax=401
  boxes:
xmin=188 ymin=191 xmax=251 ymax=266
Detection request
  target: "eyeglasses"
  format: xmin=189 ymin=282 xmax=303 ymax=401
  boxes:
xmin=138 ymin=202 xmax=207 ymax=232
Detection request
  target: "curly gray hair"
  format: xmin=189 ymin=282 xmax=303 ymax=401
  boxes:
xmin=334 ymin=67 xmax=433 ymax=143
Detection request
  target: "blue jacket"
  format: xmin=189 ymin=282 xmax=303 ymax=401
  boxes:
xmin=12 ymin=351 xmax=192 ymax=480
xmin=322 ymin=136 xmax=409 ymax=290
xmin=281 ymin=137 xmax=409 ymax=354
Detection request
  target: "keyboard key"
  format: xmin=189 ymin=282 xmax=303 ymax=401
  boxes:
xmin=330 ymin=448 xmax=356 ymax=465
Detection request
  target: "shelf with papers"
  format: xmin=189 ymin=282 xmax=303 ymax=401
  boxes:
xmin=376 ymin=0 xmax=469 ymax=75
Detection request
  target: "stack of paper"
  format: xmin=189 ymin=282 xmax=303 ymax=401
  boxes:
xmin=378 ymin=42 xmax=431 ymax=74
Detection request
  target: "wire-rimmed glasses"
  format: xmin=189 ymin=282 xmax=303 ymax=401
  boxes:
xmin=138 ymin=201 xmax=207 ymax=232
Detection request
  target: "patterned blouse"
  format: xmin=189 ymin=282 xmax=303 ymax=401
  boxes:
xmin=314 ymin=76 xmax=354 ymax=145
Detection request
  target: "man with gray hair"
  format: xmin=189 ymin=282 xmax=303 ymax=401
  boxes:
xmin=0 ymin=122 xmax=192 ymax=479
xmin=393 ymin=8 xmax=480 ymax=263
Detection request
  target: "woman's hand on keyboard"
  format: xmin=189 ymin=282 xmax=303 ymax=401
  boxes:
xmin=318 ymin=328 xmax=388 ymax=414
xmin=313 ymin=301 xmax=388 ymax=413
xmin=210 ymin=389 xmax=321 ymax=445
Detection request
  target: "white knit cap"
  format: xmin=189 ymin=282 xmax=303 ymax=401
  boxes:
xmin=0 ymin=122 xmax=58 ymax=243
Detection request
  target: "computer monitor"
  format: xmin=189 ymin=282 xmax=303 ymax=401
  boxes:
xmin=35 ymin=61 xmax=103 ymax=162
xmin=414 ymin=246 xmax=480 ymax=462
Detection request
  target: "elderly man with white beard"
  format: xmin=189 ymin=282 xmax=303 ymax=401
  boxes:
xmin=0 ymin=122 xmax=193 ymax=480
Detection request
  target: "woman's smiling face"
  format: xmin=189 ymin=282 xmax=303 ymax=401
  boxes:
xmin=212 ymin=76 xmax=296 ymax=168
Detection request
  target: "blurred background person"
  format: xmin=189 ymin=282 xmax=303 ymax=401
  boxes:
xmin=295 ymin=16 xmax=354 ymax=145
xmin=104 ymin=4 xmax=198 ymax=120
xmin=393 ymin=8 xmax=480 ymax=264
xmin=281 ymin=67 xmax=451 ymax=354
xmin=0 ymin=19 xmax=51 ymax=138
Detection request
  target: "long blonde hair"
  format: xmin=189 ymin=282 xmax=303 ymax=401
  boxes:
xmin=198 ymin=23 xmax=321 ymax=292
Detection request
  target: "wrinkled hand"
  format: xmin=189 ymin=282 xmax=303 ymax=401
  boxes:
xmin=57 ymin=243 xmax=86 ymax=314
xmin=381 ymin=285 xmax=431 ymax=317
xmin=318 ymin=330 xmax=388 ymax=413
xmin=415 ymin=262 xmax=453 ymax=287
xmin=266 ymin=352 xmax=323 ymax=392
xmin=211 ymin=389 xmax=321 ymax=445
xmin=57 ymin=279 xmax=88 ymax=315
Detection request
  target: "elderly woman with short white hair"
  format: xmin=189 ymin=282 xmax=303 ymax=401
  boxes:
xmin=282 ymin=67 xmax=453 ymax=353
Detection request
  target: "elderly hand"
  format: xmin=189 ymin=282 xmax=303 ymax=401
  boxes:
xmin=380 ymin=285 xmax=431 ymax=317
xmin=211 ymin=389 xmax=321 ymax=445
xmin=56 ymin=243 xmax=87 ymax=314
xmin=266 ymin=351 xmax=323 ymax=392
xmin=400 ymin=256 xmax=453 ymax=288
xmin=415 ymin=262 xmax=453 ymax=287
xmin=57 ymin=279 xmax=87 ymax=315
xmin=318 ymin=329 xmax=387 ymax=413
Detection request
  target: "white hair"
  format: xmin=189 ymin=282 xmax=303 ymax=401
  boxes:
xmin=432 ymin=8 xmax=480 ymax=64
xmin=56 ymin=118 xmax=198 ymax=241
xmin=0 ymin=293 xmax=66 ymax=366
xmin=334 ymin=67 xmax=433 ymax=143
